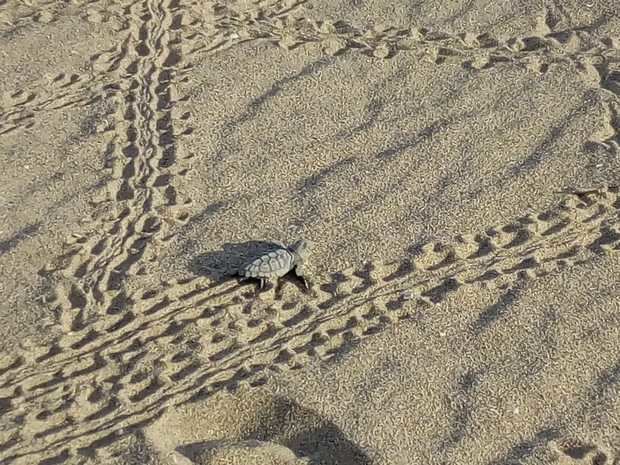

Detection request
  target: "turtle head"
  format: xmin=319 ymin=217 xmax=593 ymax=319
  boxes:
xmin=289 ymin=239 xmax=312 ymax=261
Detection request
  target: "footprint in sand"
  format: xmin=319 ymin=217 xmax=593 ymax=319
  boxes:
xmin=549 ymin=439 xmax=615 ymax=465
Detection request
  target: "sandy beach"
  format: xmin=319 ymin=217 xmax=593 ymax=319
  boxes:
xmin=1 ymin=0 xmax=619 ymax=463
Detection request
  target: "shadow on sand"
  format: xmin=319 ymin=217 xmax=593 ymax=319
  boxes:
xmin=176 ymin=397 xmax=371 ymax=465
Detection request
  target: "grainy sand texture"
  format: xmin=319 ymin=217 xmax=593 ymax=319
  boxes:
xmin=1 ymin=0 xmax=620 ymax=464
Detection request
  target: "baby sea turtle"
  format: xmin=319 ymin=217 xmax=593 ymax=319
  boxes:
xmin=239 ymin=239 xmax=312 ymax=291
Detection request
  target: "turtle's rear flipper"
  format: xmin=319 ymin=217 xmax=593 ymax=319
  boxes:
xmin=274 ymin=279 xmax=285 ymax=299
xmin=293 ymin=265 xmax=310 ymax=293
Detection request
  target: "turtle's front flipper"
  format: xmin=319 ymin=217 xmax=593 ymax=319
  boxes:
xmin=294 ymin=265 xmax=310 ymax=292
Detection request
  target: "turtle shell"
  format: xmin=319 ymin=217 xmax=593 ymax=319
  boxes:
xmin=241 ymin=248 xmax=295 ymax=279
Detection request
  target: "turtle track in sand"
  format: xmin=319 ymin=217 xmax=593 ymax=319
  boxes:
xmin=3 ymin=0 xmax=620 ymax=150
xmin=0 ymin=0 xmax=142 ymax=136
xmin=38 ymin=0 xmax=196 ymax=336
xmin=0 ymin=186 xmax=618 ymax=465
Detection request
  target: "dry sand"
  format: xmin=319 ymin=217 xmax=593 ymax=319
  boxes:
xmin=1 ymin=0 xmax=619 ymax=464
